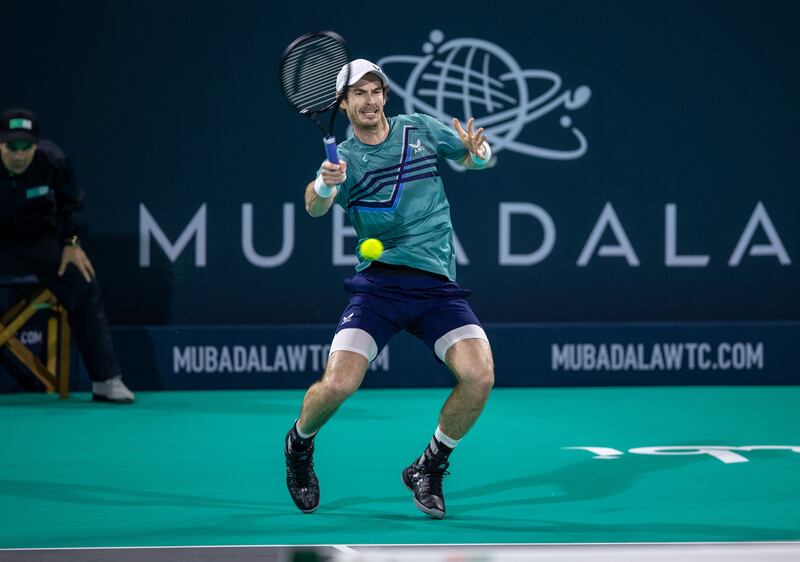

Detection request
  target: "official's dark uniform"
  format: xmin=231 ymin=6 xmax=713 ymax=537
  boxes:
xmin=0 ymin=140 xmax=122 ymax=382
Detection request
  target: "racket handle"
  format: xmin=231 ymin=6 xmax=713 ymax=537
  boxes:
xmin=323 ymin=136 xmax=339 ymax=164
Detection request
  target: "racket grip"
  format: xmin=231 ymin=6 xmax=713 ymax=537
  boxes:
xmin=323 ymin=136 xmax=339 ymax=164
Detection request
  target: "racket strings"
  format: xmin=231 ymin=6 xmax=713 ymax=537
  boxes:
xmin=281 ymin=36 xmax=349 ymax=114
xmin=282 ymin=61 xmax=346 ymax=108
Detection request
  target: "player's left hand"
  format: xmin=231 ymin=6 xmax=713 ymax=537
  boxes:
xmin=59 ymin=246 xmax=96 ymax=283
xmin=453 ymin=117 xmax=488 ymax=157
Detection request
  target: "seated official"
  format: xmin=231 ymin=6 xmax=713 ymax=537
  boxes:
xmin=0 ymin=108 xmax=134 ymax=403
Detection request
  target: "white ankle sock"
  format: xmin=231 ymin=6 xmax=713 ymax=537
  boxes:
xmin=434 ymin=426 xmax=460 ymax=449
xmin=295 ymin=420 xmax=317 ymax=439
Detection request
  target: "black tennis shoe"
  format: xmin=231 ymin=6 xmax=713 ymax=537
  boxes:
xmin=402 ymin=461 xmax=449 ymax=519
xmin=285 ymin=430 xmax=319 ymax=513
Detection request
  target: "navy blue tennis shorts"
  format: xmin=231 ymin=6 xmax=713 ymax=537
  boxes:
xmin=330 ymin=265 xmax=488 ymax=364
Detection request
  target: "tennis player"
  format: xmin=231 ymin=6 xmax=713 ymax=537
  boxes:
xmin=285 ymin=59 xmax=494 ymax=519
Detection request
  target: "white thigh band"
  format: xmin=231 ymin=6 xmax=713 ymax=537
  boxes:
xmin=434 ymin=324 xmax=488 ymax=362
xmin=330 ymin=328 xmax=379 ymax=362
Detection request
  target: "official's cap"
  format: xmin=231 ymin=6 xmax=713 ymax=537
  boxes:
xmin=0 ymin=108 xmax=40 ymax=143
xmin=336 ymin=59 xmax=389 ymax=94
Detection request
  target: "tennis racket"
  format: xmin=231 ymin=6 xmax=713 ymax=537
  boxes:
xmin=280 ymin=31 xmax=350 ymax=164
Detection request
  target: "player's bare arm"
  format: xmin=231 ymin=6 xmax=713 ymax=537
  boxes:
xmin=305 ymin=159 xmax=347 ymax=217
xmin=453 ymin=117 xmax=492 ymax=170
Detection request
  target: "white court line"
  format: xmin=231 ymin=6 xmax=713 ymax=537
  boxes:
xmin=340 ymin=543 xmax=800 ymax=562
xmin=1 ymin=541 xmax=799 ymax=551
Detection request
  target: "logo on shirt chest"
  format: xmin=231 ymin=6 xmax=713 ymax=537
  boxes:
xmin=409 ymin=140 xmax=426 ymax=154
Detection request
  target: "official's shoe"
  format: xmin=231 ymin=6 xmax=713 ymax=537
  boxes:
xmin=402 ymin=461 xmax=449 ymax=519
xmin=285 ymin=430 xmax=320 ymax=513
xmin=92 ymin=376 xmax=135 ymax=404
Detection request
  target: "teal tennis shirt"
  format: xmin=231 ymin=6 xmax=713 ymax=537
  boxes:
xmin=334 ymin=113 xmax=467 ymax=280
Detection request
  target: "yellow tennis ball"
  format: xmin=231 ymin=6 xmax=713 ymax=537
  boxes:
xmin=359 ymin=238 xmax=384 ymax=260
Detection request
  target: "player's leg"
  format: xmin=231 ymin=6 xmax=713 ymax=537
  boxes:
xmin=284 ymin=349 xmax=368 ymax=514
xmin=402 ymin=332 xmax=494 ymax=519
xmin=285 ymin=288 xmax=393 ymax=514
xmin=403 ymin=289 xmax=494 ymax=519
xmin=298 ymin=349 xmax=369 ymax=435
xmin=439 ymin=336 xmax=495 ymax=438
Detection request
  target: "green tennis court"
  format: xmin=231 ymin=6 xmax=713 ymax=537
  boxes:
xmin=1 ymin=386 xmax=799 ymax=553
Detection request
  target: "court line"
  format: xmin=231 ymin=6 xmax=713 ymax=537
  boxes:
xmin=2 ymin=540 xmax=799 ymax=551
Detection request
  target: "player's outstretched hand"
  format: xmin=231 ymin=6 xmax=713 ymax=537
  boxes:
xmin=453 ymin=117 xmax=487 ymax=157
xmin=320 ymin=159 xmax=347 ymax=187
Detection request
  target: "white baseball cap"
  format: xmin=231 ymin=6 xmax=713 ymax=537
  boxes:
xmin=336 ymin=59 xmax=389 ymax=94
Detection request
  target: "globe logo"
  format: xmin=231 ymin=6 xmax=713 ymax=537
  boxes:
xmin=378 ymin=30 xmax=591 ymax=166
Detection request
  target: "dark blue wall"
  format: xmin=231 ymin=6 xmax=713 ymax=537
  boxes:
xmin=3 ymin=1 xmax=798 ymax=327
